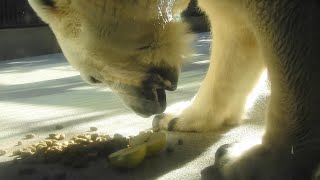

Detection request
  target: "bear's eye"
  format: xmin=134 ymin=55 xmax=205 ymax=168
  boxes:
xmin=42 ymin=0 xmax=55 ymax=7
xmin=138 ymin=45 xmax=151 ymax=50
xmin=137 ymin=44 xmax=153 ymax=51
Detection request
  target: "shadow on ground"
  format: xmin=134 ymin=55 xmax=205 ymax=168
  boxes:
xmin=0 ymin=131 xmax=223 ymax=180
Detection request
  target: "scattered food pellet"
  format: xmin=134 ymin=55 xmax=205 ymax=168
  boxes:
xmin=90 ymin=127 xmax=98 ymax=131
xmin=62 ymin=141 xmax=69 ymax=146
xmin=44 ymin=140 xmax=53 ymax=146
xmin=48 ymin=133 xmax=57 ymax=139
xmin=20 ymin=151 xmax=33 ymax=158
xmin=12 ymin=132 xmax=129 ymax=169
xmin=13 ymin=149 xmax=22 ymax=156
xmin=11 ymin=130 xmax=167 ymax=169
xmin=58 ymin=134 xmax=66 ymax=140
xmin=29 ymin=147 xmax=36 ymax=152
xmin=55 ymin=125 xmax=64 ymax=130
xmin=114 ymin=133 xmax=124 ymax=139
xmin=48 ymin=133 xmax=65 ymax=141
xmin=177 ymin=139 xmax=184 ymax=145
xmin=22 ymin=148 xmax=32 ymax=152
xmin=91 ymin=133 xmax=99 ymax=141
xmin=0 ymin=149 xmax=7 ymax=156
xmin=25 ymin=134 xmax=35 ymax=139
xmin=36 ymin=144 xmax=47 ymax=150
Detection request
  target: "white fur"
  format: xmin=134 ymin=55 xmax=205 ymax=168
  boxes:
xmin=29 ymin=0 xmax=320 ymax=178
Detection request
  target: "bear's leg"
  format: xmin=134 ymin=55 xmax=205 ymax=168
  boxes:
xmin=201 ymin=2 xmax=320 ymax=179
xmin=154 ymin=12 xmax=265 ymax=132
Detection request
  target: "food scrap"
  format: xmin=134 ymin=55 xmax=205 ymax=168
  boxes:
xmin=0 ymin=149 xmax=7 ymax=156
xmin=25 ymin=134 xmax=36 ymax=139
xmin=108 ymin=131 xmax=167 ymax=168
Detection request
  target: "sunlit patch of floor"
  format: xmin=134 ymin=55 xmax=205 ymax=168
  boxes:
xmin=0 ymin=32 xmax=270 ymax=180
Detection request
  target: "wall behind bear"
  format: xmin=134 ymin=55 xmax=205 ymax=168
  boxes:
xmin=0 ymin=0 xmax=208 ymax=61
xmin=0 ymin=26 xmax=61 ymax=61
xmin=0 ymin=0 xmax=61 ymax=61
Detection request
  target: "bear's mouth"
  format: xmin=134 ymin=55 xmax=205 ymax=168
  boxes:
xmin=107 ymin=76 xmax=177 ymax=117
xmin=114 ymin=86 xmax=168 ymax=118
xmin=127 ymin=88 xmax=167 ymax=117
xmin=103 ymin=66 xmax=178 ymax=117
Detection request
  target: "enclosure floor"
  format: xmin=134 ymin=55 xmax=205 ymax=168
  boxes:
xmin=0 ymin=33 xmax=269 ymax=180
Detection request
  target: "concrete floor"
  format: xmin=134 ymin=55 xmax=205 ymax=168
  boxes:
xmin=0 ymin=33 xmax=270 ymax=180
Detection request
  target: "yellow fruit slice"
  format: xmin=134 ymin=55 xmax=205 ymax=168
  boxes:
xmin=145 ymin=132 xmax=166 ymax=156
xmin=108 ymin=144 xmax=147 ymax=168
xmin=108 ymin=132 xmax=167 ymax=169
xmin=128 ymin=131 xmax=153 ymax=147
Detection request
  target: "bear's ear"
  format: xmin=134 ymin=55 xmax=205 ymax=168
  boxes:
xmin=28 ymin=0 xmax=57 ymax=23
xmin=41 ymin=0 xmax=56 ymax=7
xmin=28 ymin=0 xmax=56 ymax=9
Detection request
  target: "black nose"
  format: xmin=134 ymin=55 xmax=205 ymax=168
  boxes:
xmin=89 ymin=76 xmax=102 ymax=84
xmin=145 ymin=67 xmax=179 ymax=91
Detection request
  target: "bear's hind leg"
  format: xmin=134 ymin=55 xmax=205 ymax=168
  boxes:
xmin=202 ymin=1 xmax=320 ymax=179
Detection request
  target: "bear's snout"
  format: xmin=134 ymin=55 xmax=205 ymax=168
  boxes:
xmin=115 ymin=85 xmax=167 ymax=117
xmin=144 ymin=67 xmax=179 ymax=91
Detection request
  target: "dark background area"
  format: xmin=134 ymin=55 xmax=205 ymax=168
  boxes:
xmin=0 ymin=0 xmax=209 ymax=61
xmin=0 ymin=0 xmax=45 ymax=28
xmin=0 ymin=0 xmax=60 ymax=61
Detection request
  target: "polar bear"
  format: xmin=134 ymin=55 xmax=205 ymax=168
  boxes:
xmin=28 ymin=0 xmax=320 ymax=179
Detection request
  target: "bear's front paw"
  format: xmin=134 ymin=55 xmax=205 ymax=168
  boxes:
xmin=201 ymin=143 xmax=294 ymax=180
xmin=153 ymin=113 xmax=180 ymax=131
xmin=152 ymin=101 xmax=224 ymax=132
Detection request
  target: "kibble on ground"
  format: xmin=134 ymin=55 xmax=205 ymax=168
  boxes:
xmin=11 ymin=132 xmax=129 ymax=169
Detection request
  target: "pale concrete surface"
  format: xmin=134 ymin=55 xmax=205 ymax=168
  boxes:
xmin=0 ymin=33 xmax=270 ymax=180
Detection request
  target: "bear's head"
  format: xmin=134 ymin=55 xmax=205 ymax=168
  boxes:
xmin=28 ymin=0 xmax=192 ymax=117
